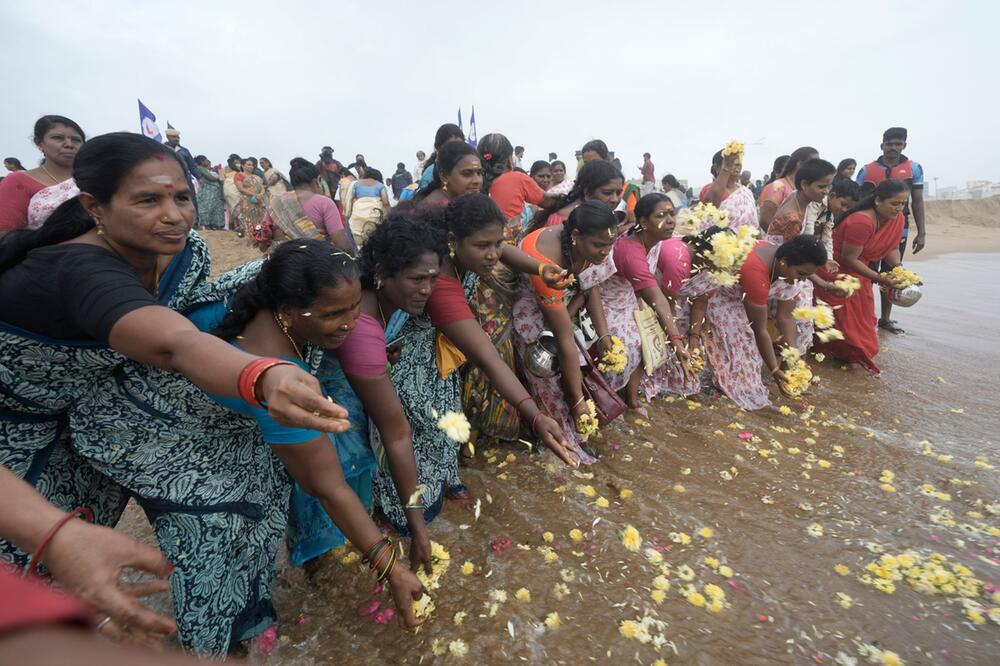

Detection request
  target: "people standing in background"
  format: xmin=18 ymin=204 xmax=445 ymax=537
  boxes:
xmin=419 ymin=123 xmax=466 ymax=188
xmin=317 ymin=146 xmax=344 ymax=198
xmin=548 ymin=151 xmax=557 ymax=162
xmin=343 ymin=167 xmax=391 ymax=247
xmin=164 ymin=128 xmax=197 ymax=176
xmin=0 ymin=115 xmax=84 ymax=233
xmin=221 ymin=154 xmax=243 ymax=228
xmin=740 ymin=170 xmax=752 ymax=189
xmin=3 ymin=158 xmax=25 ymax=174
xmin=639 ymin=152 xmax=655 ymax=194
xmin=350 ymin=154 xmax=368 ymax=179
xmin=856 ymin=127 xmax=925 ymax=334
xmin=513 ymin=145 xmax=525 ymax=169
xmin=550 ymin=160 xmax=567 ymax=190
xmin=260 ymin=157 xmax=290 ymax=201
xmin=234 ymin=157 xmax=266 ymax=239
xmin=414 ymin=150 xmax=427 ymax=182
xmin=575 ymin=149 xmax=584 ymax=174
xmin=194 ymin=155 xmax=226 ymax=230
xmin=244 ymin=157 xmax=265 ymax=179
xmin=661 ymin=174 xmax=689 ymax=209
xmin=834 ymin=158 xmax=857 ymax=184
xmin=391 ymin=162 xmax=413 ymax=200
xmin=610 ymin=151 xmax=622 ymax=173
xmin=529 ymin=160 xmax=553 ymax=191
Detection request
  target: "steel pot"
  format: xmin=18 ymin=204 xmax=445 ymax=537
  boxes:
xmin=523 ymin=331 xmax=560 ymax=378
xmin=887 ymin=283 xmax=922 ymax=307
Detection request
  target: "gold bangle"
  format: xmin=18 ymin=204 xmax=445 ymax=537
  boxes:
xmin=537 ymin=263 xmax=549 ymax=277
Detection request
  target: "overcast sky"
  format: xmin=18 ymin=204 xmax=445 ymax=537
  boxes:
xmin=2 ymin=1 xmax=997 ymax=193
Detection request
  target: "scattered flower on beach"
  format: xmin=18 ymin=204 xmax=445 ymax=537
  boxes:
xmin=807 ymin=523 xmax=824 ymax=537
xmin=514 ymin=587 xmax=531 ymax=602
xmin=619 ymin=488 xmax=633 ymax=500
xmin=544 ymin=612 xmax=562 ymax=629
xmin=622 ymin=525 xmax=642 ymax=552
xmin=569 ymin=528 xmax=584 ymax=542
xmin=448 ymin=639 xmax=469 ymax=657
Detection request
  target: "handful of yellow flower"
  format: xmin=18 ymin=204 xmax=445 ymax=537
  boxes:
xmin=703 ymin=224 xmax=758 ymax=287
xmin=596 ymin=335 xmax=627 ymax=374
xmin=792 ymin=300 xmax=836 ymax=330
xmin=675 ymin=201 xmax=730 ymax=236
xmin=686 ymin=346 xmax=706 ymax=373
xmin=779 ymin=347 xmax=813 ymax=397
xmin=882 ymin=265 xmax=921 ymax=288
xmin=832 ymin=274 xmax=861 ymax=297
xmin=412 ymin=541 xmax=451 ymax=619
xmin=721 ymin=139 xmax=744 ymax=158
xmin=436 ymin=410 xmax=471 ymax=443
xmin=576 ymin=399 xmax=599 ymax=441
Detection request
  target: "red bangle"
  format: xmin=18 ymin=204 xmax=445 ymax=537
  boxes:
xmin=514 ymin=395 xmax=533 ymax=413
xmin=28 ymin=507 xmax=94 ymax=580
xmin=238 ymin=358 xmax=295 ymax=408
xmin=668 ymin=334 xmax=684 ymax=342
xmin=531 ymin=411 xmax=544 ymax=435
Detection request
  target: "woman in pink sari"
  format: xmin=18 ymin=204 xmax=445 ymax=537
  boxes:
xmin=813 ymin=180 xmax=909 ymax=373
xmin=605 ymin=193 xmax=689 ymax=409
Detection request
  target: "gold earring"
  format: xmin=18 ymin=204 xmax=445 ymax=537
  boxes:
xmin=449 ymin=245 xmax=455 ymax=259
xmin=375 ymin=278 xmax=383 ymax=290
xmin=572 ymin=238 xmax=577 ymax=246
xmin=442 ymin=182 xmax=449 ymax=193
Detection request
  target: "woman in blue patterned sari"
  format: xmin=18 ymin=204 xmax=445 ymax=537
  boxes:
xmin=0 ymin=133 xmax=351 ymax=655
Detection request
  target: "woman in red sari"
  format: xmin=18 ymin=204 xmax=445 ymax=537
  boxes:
xmin=814 ymin=180 xmax=910 ymax=372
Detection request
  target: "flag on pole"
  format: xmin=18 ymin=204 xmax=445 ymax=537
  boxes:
xmin=468 ymin=106 xmax=478 ymax=148
xmin=138 ymin=99 xmax=162 ymax=142
xmin=167 ymin=122 xmax=175 ymax=130
xmin=457 ymin=107 xmax=463 ymax=134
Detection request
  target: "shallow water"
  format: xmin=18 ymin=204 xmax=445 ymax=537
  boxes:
xmin=143 ymin=253 xmax=1000 ymax=664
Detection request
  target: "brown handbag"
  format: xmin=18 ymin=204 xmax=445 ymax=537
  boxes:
xmin=576 ymin=337 xmax=627 ymax=427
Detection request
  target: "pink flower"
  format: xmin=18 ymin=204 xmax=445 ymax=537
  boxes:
xmin=357 ymin=599 xmax=381 ymax=617
xmin=253 ymin=626 xmax=278 ymax=654
xmin=373 ymin=608 xmax=396 ymax=624
xmin=491 ymin=537 xmax=513 ymax=556
xmin=738 ymin=431 xmax=753 ymax=441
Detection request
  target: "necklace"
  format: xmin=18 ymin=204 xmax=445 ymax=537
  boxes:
xmin=375 ymin=291 xmax=388 ymax=330
xmin=272 ymin=311 xmax=304 ymax=362
xmin=40 ymin=163 xmax=62 ymax=185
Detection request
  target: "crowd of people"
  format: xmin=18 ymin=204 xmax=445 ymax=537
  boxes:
xmin=0 ymin=114 xmax=926 ymax=659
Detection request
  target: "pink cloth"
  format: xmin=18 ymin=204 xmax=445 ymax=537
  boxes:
xmin=0 ymin=171 xmax=46 ymax=231
xmin=302 ymin=193 xmax=345 ymax=238
xmin=700 ymin=184 xmax=759 ymax=233
xmin=544 ymin=211 xmax=568 ymax=228
xmin=613 ymin=237 xmax=658 ymax=291
xmin=27 ymin=179 xmax=79 ymax=229
xmin=641 ymin=159 xmax=655 ymax=183
xmin=334 ymin=313 xmax=387 ymax=377
xmin=657 ymin=237 xmax=692 ymax=296
xmin=594 ymin=251 xmax=642 ymax=392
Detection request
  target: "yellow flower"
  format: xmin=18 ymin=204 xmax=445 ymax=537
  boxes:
xmin=577 ymin=484 xmax=597 ymax=498
xmin=669 ymin=531 xmax=692 ymax=545
xmin=595 ymin=496 xmax=610 ymax=508
xmin=686 ymin=591 xmax=706 ymax=607
xmin=448 ymin=639 xmax=469 ymax=656
xmin=722 ymin=139 xmax=744 ymax=157
xmin=621 ymin=524 xmax=642 ymax=552
xmin=544 ymin=612 xmax=562 ymax=629
xmin=807 ymin=523 xmax=824 ymax=537
xmin=653 ymin=575 xmax=671 ymax=590
xmin=817 ymin=459 xmax=831 ymax=469
xmin=645 ymin=547 xmax=664 ymax=564
xmin=834 ymin=564 xmax=851 ymax=576
xmin=437 ymin=411 xmax=471 ymax=443
xmin=553 ymin=582 xmax=570 ymax=599
xmin=787 ymin=447 xmax=801 ymax=455
xmin=597 ymin=336 xmax=628 ymax=374
xmin=619 ymin=488 xmax=633 ymax=500
xmin=704 ymin=583 xmax=724 ymax=600
xmin=697 ymin=527 xmax=715 ymax=539
xmin=543 ymin=550 xmax=559 ymax=564
xmin=718 ymin=565 xmax=734 ymax=578
xmin=673 ymin=484 xmax=686 ymax=493
xmin=880 ymin=651 xmax=903 ymax=666
xmin=453 ymin=610 xmax=467 ymax=625
xmin=779 ymin=405 xmax=793 ymax=415
xmin=816 ymin=328 xmax=845 ymax=343
xmin=651 ymin=588 xmax=666 ymax=604
xmin=881 ymin=483 xmax=896 ymax=493
xmin=832 ymin=274 xmax=861 ymax=297
xmin=883 ymin=265 xmax=921 ymax=288
xmin=514 ymin=587 xmax=531 ymax=602
xmin=559 ymin=568 xmax=575 ymax=583
xmin=652 ymin=659 xmax=668 ymax=666
xmin=461 ymin=561 xmax=475 ymax=575
xmin=707 ymin=598 xmax=725 ymax=613
xmin=542 ymin=531 xmax=554 ymax=543
xmin=569 ymin=528 xmax=584 ymax=542
xmin=676 ymin=564 xmax=695 ymax=581
xmin=835 ymin=592 xmax=854 ymax=609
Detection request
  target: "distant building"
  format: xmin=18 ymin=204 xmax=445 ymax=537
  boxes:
xmin=930 ymin=181 xmax=1000 ymax=200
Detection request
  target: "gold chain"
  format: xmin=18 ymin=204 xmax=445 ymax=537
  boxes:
xmin=272 ymin=311 xmax=304 ymax=362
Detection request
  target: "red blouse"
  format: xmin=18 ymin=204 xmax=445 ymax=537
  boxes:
xmin=0 ymin=171 xmax=46 ymax=231
xmin=738 ymin=242 xmax=773 ymax=306
xmin=424 ymin=273 xmax=474 ymax=326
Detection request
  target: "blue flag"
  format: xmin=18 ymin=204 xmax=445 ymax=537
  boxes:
xmin=457 ymin=107 xmax=463 ymax=134
xmin=138 ymin=99 xmax=162 ymax=142
xmin=167 ymin=121 xmax=175 ymax=130
xmin=468 ymin=106 xmax=478 ymax=148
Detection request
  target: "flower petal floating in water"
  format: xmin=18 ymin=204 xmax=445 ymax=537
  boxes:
xmin=448 ymin=639 xmax=469 ymax=657
xmin=807 ymin=523 xmax=824 ymax=537
xmin=514 ymin=587 xmax=531 ymax=602
xmin=544 ymin=612 xmax=562 ymax=629
xmin=621 ymin=524 xmax=643 ymax=552
xmin=619 ymin=488 xmax=633 ymax=500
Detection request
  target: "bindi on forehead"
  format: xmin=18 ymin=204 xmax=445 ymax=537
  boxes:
xmin=154 ymin=153 xmax=165 ymax=161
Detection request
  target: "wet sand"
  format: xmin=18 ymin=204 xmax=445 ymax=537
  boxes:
xmin=123 ymin=225 xmax=999 ymax=664
xmin=255 ymin=252 xmax=998 ymax=665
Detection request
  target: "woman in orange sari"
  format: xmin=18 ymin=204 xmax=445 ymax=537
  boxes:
xmin=813 ymin=180 xmax=910 ymax=372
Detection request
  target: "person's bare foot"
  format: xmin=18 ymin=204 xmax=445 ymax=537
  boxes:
xmin=878 ymin=319 xmax=905 ymax=334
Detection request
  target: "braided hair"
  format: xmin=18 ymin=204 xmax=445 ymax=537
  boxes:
xmin=477 ymin=133 xmax=514 ymax=194
xmin=525 ymin=160 xmax=623 ymax=234
xmin=558 ymin=200 xmax=618 ymax=288
xmin=213 ymin=239 xmax=359 ymax=340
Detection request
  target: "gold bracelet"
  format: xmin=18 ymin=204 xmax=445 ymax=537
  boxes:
xmin=537 ymin=262 xmax=549 ymax=277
